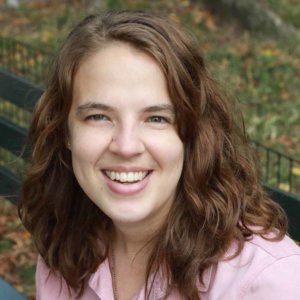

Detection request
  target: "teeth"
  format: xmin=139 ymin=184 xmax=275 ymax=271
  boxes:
xmin=105 ymin=171 xmax=148 ymax=183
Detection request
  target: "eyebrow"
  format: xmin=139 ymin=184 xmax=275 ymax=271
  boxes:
xmin=143 ymin=104 xmax=174 ymax=114
xmin=76 ymin=102 xmax=113 ymax=116
xmin=76 ymin=101 xmax=175 ymax=115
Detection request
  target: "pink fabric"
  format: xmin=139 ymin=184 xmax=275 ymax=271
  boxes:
xmin=36 ymin=234 xmax=300 ymax=299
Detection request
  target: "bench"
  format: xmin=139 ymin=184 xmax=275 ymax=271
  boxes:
xmin=0 ymin=69 xmax=43 ymax=203
xmin=0 ymin=277 xmax=27 ymax=300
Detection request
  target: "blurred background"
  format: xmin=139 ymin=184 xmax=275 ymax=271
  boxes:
xmin=0 ymin=0 xmax=299 ymax=299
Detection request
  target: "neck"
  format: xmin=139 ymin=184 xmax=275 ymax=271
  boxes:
xmin=109 ymin=218 xmax=166 ymax=300
xmin=109 ymin=223 xmax=156 ymax=300
xmin=112 ymin=221 xmax=158 ymax=260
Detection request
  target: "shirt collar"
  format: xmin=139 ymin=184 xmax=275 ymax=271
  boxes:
xmin=88 ymin=257 xmax=214 ymax=299
xmin=88 ymin=258 xmax=115 ymax=299
xmin=197 ymin=265 xmax=214 ymax=292
xmin=154 ymin=264 xmax=214 ymax=298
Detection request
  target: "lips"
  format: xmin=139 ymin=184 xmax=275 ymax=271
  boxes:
xmin=101 ymin=168 xmax=152 ymax=196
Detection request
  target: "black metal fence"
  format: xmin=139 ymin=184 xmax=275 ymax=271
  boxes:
xmin=0 ymin=36 xmax=52 ymax=86
xmin=253 ymin=142 xmax=300 ymax=196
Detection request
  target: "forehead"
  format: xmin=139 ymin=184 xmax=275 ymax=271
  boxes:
xmin=71 ymin=42 xmax=173 ymax=110
xmin=75 ymin=41 xmax=163 ymax=82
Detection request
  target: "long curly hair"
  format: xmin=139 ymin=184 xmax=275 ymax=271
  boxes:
xmin=19 ymin=11 xmax=287 ymax=299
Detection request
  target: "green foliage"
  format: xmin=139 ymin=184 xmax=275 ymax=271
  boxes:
xmin=265 ymin=0 xmax=300 ymax=29
xmin=17 ymin=265 xmax=36 ymax=291
xmin=107 ymin=0 xmax=125 ymax=10
xmin=0 ymin=238 xmax=14 ymax=252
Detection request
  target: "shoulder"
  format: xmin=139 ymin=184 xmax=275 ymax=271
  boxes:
xmin=207 ymin=234 xmax=300 ymax=299
xmin=35 ymin=256 xmax=100 ymax=300
xmin=223 ymin=232 xmax=300 ymax=266
xmin=247 ymin=232 xmax=300 ymax=258
xmin=36 ymin=256 xmax=61 ymax=300
xmin=240 ymin=234 xmax=300 ymax=299
xmin=36 ymin=256 xmax=73 ymax=300
xmin=240 ymin=233 xmax=300 ymax=275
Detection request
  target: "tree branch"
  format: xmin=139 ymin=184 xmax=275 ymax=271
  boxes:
xmin=198 ymin=0 xmax=299 ymax=40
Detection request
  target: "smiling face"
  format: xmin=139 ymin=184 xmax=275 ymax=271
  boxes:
xmin=68 ymin=42 xmax=184 ymax=228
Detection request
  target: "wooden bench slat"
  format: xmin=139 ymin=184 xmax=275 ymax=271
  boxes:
xmin=0 ymin=166 xmax=20 ymax=204
xmin=0 ymin=116 xmax=27 ymax=156
xmin=0 ymin=69 xmax=43 ymax=111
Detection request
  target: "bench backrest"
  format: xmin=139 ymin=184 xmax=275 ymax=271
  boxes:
xmin=0 ymin=69 xmax=43 ymax=202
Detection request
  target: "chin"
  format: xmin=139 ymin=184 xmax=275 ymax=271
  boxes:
xmin=107 ymin=208 xmax=153 ymax=225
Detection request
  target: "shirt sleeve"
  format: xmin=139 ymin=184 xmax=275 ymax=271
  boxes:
xmin=243 ymin=255 xmax=300 ymax=300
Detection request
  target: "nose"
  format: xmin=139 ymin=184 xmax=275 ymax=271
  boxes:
xmin=108 ymin=123 xmax=145 ymax=158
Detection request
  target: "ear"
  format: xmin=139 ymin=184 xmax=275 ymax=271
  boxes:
xmin=65 ymin=126 xmax=71 ymax=150
xmin=65 ymin=138 xmax=71 ymax=150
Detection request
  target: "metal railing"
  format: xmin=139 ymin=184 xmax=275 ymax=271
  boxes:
xmin=253 ymin=141 xmax=300 ymax=196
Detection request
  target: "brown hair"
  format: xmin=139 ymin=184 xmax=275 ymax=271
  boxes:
xmin=19 ymin=11 xmax=287 ymax=299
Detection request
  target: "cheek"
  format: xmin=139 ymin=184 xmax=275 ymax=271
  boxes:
xmin=70 ymin=127 xmax=111 ymax=161
xmin=146 ymin=133 xmax=184 ymax=170
xmin=70 ymin=141 xmax=105 ymax=173
xmin=70 ymin=139 xmax=104 ymax=188
xmin=72 ymin=139 xmax=97 ymax=161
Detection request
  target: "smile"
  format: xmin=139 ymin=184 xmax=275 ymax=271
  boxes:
xmin=103 ymin=170 xmax=150 ymax=183
xmin=101 ymin=169 xmax=152 ymax=196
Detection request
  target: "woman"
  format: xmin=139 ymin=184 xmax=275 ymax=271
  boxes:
xmin=19 ymin=11 xmax=300 ymax=300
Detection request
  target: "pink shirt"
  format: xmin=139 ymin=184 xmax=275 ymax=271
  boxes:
xmin=36 ymin=234 xmax=300 ymax=299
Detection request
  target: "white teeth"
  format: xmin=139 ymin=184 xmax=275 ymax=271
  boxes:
xmin=105 ymin=171 xmax=148 ymax=183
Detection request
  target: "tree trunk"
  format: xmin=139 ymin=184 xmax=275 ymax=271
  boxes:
xmin=197 ymin=0 xmax=298 ymax=40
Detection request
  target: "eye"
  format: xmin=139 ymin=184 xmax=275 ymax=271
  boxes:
xmin=85 ymin=114 xmax=109 ymax=122
xmin=147 ymin=116 xmax=168 ymax=123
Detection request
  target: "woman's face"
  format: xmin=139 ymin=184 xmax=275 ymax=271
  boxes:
xmin=68 ymin=42 xmax=184 ymax=228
